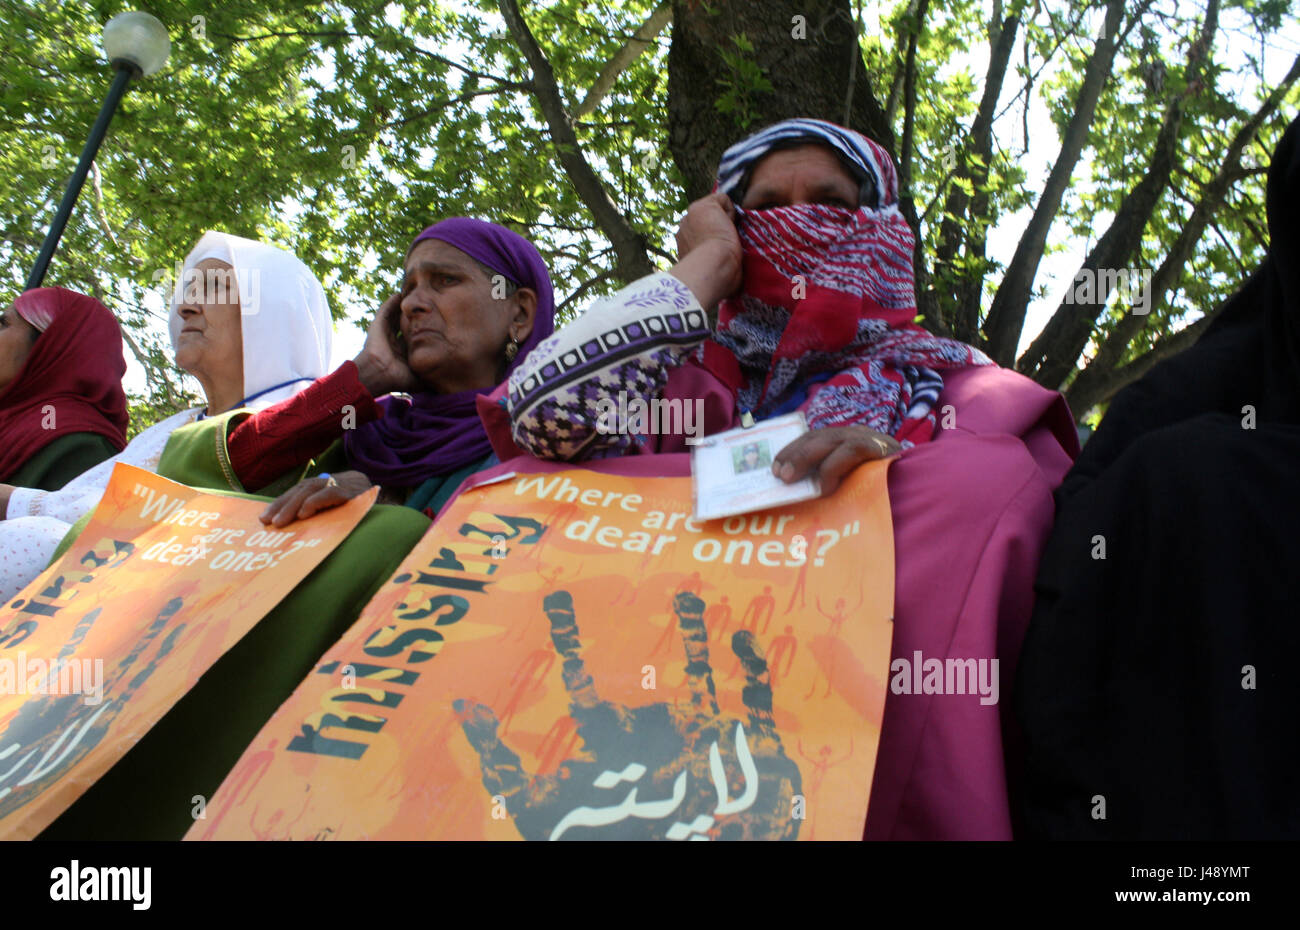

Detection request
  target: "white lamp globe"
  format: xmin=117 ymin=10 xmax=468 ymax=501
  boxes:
xmin=102 ymin=11 xmax=170 ymax=77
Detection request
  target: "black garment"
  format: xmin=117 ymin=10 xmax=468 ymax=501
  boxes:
xmin=1016 ymin=113 xmax=1300 ymax=839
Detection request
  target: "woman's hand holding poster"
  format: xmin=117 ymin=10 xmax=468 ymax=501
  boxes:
xmin=0 ymin=463 xmax=375 ymax=839
xmin=190 ymin=461 xmax=894 ymax=841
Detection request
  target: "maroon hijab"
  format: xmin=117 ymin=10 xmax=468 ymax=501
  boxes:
xmin=0 ymin=287 xmax=128 ymax=481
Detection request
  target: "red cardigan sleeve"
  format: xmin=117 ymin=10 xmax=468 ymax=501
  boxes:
xmin=227 ymin=361 xmax=382 ymax=492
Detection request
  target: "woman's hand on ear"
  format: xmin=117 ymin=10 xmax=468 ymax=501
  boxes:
xmin=670 ymin=192 xmax=743 ymax=309
xmin=259 ymin=471 xmax=374 ymax=528
xmin=354 ymin=292 xmax=421 ymax=397
xmin=772 ymin=426 xmax=903 ymax=497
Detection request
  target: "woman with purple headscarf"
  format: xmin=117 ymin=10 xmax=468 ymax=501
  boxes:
xmin=198 ymin=218 xmax=555 ymax=522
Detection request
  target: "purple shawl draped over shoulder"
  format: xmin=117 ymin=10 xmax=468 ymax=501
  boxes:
xmin=344 ymin=218 xmax=556 ymax=487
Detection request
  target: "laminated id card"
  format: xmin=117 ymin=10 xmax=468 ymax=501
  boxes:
xmin=690 ymin=411 xmax=820 ymax=521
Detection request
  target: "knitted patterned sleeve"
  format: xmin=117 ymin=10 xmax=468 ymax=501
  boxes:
xmin=505 ymin=272 xmax=712 ymax=462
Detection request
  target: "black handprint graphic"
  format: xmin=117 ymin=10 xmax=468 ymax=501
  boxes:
xmin=455 ymin=591 xmax=803 ymax=840
xmin=0 ymin=598 xmax=186 ymax=822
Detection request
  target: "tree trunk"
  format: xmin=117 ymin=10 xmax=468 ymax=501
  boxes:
xmin=932 ymin=0 xmax=1025 ymax=343
xmin=1065 ymin=312 xmax=1217 ymax=415
xmin=1018 ymin=0 xmax=1219 ymax=389
xmin=499 ymin=0 xmax=654 ymax=284
xmin=1064 ymin=48 xmax=1300 ymax=416
xmin=980 ymin=0 xmax=1131 ymax=365
xmin=666 ymin=0 xmax=891 ymax=202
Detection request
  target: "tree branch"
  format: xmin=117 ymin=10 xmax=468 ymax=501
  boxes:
xmin=558 ymin=267 xmax=619 ymax=313
xmin=89 ymin=161 xmax=121 ymax=252
xmin=1059 ymin=48 xmax=1299 ymax=413
xmin=897 ymin=0 xmax=930 ymax=195
xmin=380 ymin=85 xmax=524 ymax=128
xmin=498 ymin=0 xmax=653 ymax=283
xmin=931 ymin=0 xmax=1027 ymax=341
xmin=211 ymin=29 xmax=527 ymax=89
xmin=1064 ymin=312 xmax=1217 ymax=416
xmin=884 ymin=0 xmax=922 ymax=128
xmin=1016 ymin=0 xmax=1219 ymax=387
xmin=573 ymin=3 xmax=672 ymax=118
xmin=842 ymin=0 xmax=864 ymax=125
xmin=980 ymin=0 xmax=1143 ymax=365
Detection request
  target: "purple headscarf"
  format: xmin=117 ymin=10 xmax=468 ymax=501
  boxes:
xmin=344 ymin=218 xmax=556 ymax=487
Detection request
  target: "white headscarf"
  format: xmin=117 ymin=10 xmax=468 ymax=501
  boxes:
xmin=169 ymin=231 xmax=333 ymax=410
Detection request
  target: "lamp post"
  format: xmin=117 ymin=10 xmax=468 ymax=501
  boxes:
xmin=26 ymin=11 xmax=170 ymax=290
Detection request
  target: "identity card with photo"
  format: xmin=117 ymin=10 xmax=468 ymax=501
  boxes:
xmin=690 ymin=411 xmax=820 ymax=522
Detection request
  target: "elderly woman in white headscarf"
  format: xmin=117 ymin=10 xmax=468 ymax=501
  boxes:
xmin=0 ymin=231 xmax=332 ymax=599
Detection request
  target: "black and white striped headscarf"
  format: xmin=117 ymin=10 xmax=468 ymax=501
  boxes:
xmin=715 ymin=117 xmax=899 ymax=210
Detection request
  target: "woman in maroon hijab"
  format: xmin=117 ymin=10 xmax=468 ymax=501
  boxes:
xmin=0 ymin=287 xmax=128 ymax=490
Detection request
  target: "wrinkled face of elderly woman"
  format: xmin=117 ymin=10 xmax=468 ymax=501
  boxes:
xmin=0 ymin=304 xmax=39 ymax=396
xmin=739 ymin=144 xmax=861 ymax=211
xmin=399 ymin=238 xmax=535 ymax=394
xmin=173 ymin=258 xmax=244 ymax=400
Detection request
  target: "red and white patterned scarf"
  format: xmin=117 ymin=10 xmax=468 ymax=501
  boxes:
xmin=701 ymin=120 xmax=992 ymax=446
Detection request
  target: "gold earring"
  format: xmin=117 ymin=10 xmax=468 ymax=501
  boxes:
xmin=504 ymin=337 xmax=520 ymax=363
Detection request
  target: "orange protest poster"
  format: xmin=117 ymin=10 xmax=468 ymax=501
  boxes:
xmin=0 ymin=463 xmax=376 ymax=839
xmin=191 ymin=461 xmax=893 ymax=841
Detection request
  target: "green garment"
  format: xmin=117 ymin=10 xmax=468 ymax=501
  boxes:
xmin=403 ymin=452 xmax=497 ymax=516
xmin=41 ymin=408 xmax=430 ymax=840
xmin=158 ymin=408 xmax=493 ymax=513
xmin=4 ymin=432 xmax=118 ymax=491
xmin=155 ymin=407 xmax=348 ymax=497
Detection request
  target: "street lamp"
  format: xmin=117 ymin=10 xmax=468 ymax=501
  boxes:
xmin=26 ymin=11 xmax=170 ymax=290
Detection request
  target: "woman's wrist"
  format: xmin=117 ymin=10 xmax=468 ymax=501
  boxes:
xmin=669 ymin=242 xmax=741 ymax=310
xmin=351 ymin=353 xmax=388 ymax=397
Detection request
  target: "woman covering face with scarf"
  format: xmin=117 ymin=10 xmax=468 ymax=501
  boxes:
xmin=0 ymin=288 xmax=128 ymax=490
xmin=710 ymin=123 xmax=986 ymax=437
xmin=506 ymin=119 xmax=1070 ymax=478
xmin=488 ymin=118 xmax=1078 ymax=841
